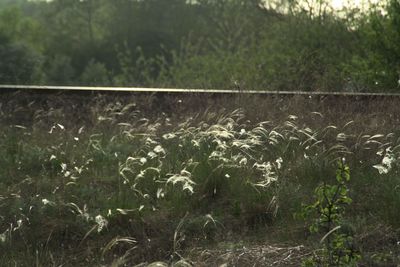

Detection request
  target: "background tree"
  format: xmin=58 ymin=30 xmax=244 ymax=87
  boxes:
xmin=0 ymin=0 xmax=398 ymax=92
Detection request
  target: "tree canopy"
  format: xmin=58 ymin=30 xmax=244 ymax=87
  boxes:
xmin=0 ymin=0 xmax=398 ymax=92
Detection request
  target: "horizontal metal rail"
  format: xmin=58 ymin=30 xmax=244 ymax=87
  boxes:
xmin=1 ymin=85 xmax=400 ymax=97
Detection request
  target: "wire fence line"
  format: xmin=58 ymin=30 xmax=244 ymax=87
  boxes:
xmin=1 ymin=85 xmax=400 ymax=98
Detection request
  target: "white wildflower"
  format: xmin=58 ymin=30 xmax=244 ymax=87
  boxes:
xmin=225 ymin=174 xmax=230 ymax=178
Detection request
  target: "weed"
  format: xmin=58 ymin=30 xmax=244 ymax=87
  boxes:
xmin=299 ymin=161 xmax=361 ymax=266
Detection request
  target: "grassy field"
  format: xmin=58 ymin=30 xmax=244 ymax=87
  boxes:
xmin=1 ymin=91 xmax=400 ymax=266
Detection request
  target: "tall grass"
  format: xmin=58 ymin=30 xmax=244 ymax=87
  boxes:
xmin=0 ymin=92 xmax=399 ymax=266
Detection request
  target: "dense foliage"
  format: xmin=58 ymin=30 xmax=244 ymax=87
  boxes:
xmin=0 ymin=0 xmax=399 ymax=91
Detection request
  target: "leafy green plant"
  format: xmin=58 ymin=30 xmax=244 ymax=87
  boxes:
xmin=299 ymin=161 xmax=361 ymax=266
